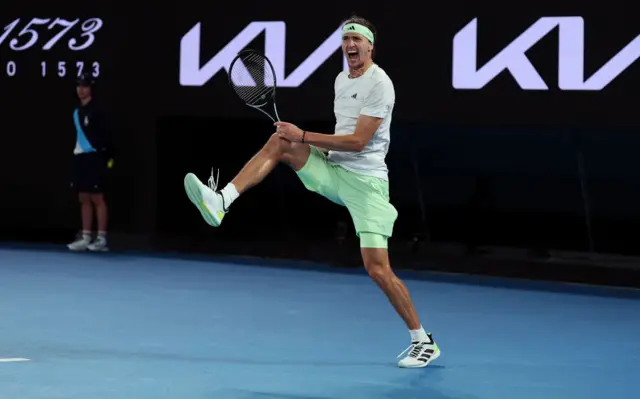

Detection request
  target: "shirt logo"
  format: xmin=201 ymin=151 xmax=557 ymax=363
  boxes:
xmin=351 ymin=93 xmax=357 ymax=99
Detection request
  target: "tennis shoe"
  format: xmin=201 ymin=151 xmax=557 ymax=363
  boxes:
xmin=184 ymin=169 xmax=228 ymax=227
xmin=88 ymin=236 xmax=109 ymax=252
xmin=397 ymin=332 xmax=441 ymax=368
xmin=67 ymin=236 xmax=91 ymax=251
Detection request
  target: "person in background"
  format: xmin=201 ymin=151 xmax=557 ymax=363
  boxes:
xmin=67 ymin=73 xmax=113 ymax=252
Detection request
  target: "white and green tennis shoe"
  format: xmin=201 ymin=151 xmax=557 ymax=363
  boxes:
xmin=397 ymin=332 xmax=441 ymax=368
xmin=183 ymin=169 xmax=227 ymax=227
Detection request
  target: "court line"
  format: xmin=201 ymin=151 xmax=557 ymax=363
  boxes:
xmin=0 ymin=358 xmax=30 ymax=362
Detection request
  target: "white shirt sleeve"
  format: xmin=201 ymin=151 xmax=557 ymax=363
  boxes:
xmin=360 ymin=79 xmax=395 ymax=119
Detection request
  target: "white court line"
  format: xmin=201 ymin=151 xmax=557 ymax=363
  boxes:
xmin=0 ymin=358 xmax=30 ymax=362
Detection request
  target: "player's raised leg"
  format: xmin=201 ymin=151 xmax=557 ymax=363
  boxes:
xmin=183 ymin=133 xmax=310 ymax=227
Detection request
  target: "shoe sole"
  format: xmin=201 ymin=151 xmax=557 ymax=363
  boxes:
xmin=184 ymin=173 xmax=222 ymax=227
xmin=67 ymin=246 xmax=88 ymax=252
xmin=88 ymin=247 xmax=109 ymax=252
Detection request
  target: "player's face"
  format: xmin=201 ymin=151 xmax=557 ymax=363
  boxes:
xmin=76 ymin=85 xmax=91 ymax=100
xmin=342 ymin=33 xmax=372 ymax=69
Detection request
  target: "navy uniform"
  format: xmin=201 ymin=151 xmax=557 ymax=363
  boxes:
xmin=70 ymin=76 xmax=112 ymax=193
xmin=68 ymin=74 xmax=113 ymax=252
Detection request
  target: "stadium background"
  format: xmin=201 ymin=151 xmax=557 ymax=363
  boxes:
xmin=1 ymin=0 xmax=639 ymax=287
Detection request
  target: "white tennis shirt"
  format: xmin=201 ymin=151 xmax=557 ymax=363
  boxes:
xmin=327 ymin=63 xmax=395 ymax=180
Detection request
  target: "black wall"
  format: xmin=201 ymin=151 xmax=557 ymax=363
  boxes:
xmin=1 ymin=0 xmax=639 ymax=277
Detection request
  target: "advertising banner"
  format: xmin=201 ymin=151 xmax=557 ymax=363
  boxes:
xmin=0 ymin=1 xmax=637 ymax=127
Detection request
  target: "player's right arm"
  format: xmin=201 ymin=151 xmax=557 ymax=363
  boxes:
xmin=288 ymin=79 xmax=394 ymax=152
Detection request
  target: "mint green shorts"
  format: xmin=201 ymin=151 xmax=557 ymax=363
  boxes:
xmin=296 ymin=146 xmax=398 ymax=248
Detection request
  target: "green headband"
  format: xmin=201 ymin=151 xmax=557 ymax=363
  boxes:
xmin=342 ymin=23 xmax=374 ymax=44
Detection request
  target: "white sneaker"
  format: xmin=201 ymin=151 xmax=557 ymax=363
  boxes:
xmin=183 ymin=169 xmax=227 ymax=227
xmin=88 ymin=236 xmax=109 ymax=252
xmin=397 ymin=332 xmax=441 ymax=368
xmin=67 ymin=237 xmax=91 ymax=251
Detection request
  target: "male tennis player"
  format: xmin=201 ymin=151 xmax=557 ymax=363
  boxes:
xmin=183 ymin=15 xmax=440 ymax=368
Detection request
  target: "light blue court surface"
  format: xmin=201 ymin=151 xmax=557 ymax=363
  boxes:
xmin=1 ymin=247 xmax=639 ymax=399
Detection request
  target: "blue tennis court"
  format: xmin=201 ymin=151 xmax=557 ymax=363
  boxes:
xmin=1 ymin=247 xmax=638 ymax=399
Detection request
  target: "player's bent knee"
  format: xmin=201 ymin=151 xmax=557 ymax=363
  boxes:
xmin=280 ymin=143 xmax=311 ymax=171
xmin=360 ymin=232 xmax=388 ymax=249
xmin=266 ymin=133 xmax=286 ymax=152
xmin=267 ymin=133 xmax=297 ymax=157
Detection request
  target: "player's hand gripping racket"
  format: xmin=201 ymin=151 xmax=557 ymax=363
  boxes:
xmin=228 ymin=49 xmax=280 ymax=122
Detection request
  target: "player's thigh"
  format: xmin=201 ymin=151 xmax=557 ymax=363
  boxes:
xmin=293 ymin=146 xmax=342 ymax=205
xmin=338 ymin=170 xmax=398 ymax=241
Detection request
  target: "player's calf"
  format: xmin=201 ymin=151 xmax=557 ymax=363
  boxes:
xmin=183 ymin=133 xmax=311 ymax=227
xmin=361 ymin=244 xmax=421 ymax=329
xmin=360 ymin=239 xmax=441 ymax=368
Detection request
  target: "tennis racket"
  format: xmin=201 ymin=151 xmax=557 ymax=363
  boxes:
xmin=228 ymin=49 xmax=281 ymax=122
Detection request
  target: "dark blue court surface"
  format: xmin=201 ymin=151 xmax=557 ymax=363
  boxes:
xmin=1 ymin=247 xmax=639 ymax=399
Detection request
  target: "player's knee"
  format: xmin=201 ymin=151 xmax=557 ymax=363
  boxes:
xmin=265 ymin=133 xmax=302 ymax=164
xmin=279 ymin=142 xmax=305 ymax=164
xmin=265 ymin=133 xmax=280 ymax=151
xmin=266 ymin=133 xmax=290 ymax=158
xmin=364 ymin=260 xmax=392 ymax=286
xmin=362 ymin=237 xmax=393 ymax=284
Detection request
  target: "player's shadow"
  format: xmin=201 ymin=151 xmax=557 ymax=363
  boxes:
xmin=32 ymin=344 xmax=446 ymax=369
xmin=34 ymin=345 xmax=478 ymax=399
xmin=215 ymin=370 xmax=478 ymax=399
xmin=228 ymin=389 xmax=476 ymax=399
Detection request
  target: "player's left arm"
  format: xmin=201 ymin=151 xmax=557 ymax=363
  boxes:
xmin=277 ymin=80 xmax=394 ymax=152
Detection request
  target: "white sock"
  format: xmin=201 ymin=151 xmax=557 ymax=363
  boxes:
xmin=409 ymin=325 xmax=429 ymax=342
xmin=220 ymin=183 xmax=239 ymax=207
xmin=82 ymin=230 xmax=91 ymax=241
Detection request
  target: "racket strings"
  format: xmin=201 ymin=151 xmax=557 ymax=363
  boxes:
xmin=230 ymin=52 xmax=275 ymax=106
xmin=244 ymin=86 xmax=274 ymax=106
xmin=231 ymin=70 xmax=271 ymax=104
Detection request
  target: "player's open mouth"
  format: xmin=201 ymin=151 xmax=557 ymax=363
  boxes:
xmin=347 ymin=50 xmax=358 ymax=61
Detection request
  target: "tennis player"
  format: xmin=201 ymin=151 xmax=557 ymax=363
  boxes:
xmin=184 ymin=15 xmax=440 ymax=368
